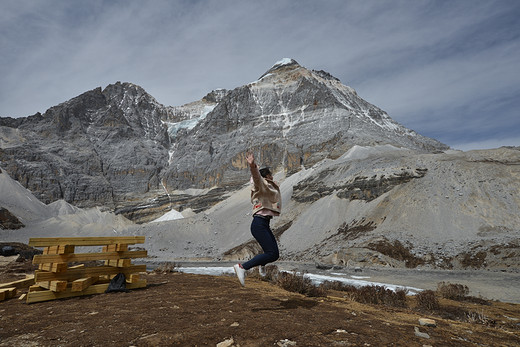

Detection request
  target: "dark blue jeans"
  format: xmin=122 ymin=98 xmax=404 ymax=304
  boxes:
xmin=242 ymin=215 xmax=279 ymax=270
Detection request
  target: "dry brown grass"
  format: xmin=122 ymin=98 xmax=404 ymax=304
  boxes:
xmin=366 ymin=238 xmax=425 ymax=268
xmin=409 ymin=283 xmax=501 ymax=327
xmin=437 ymin=281 xmax=490 ymax=305
xmin=460 ymin=250 xmax=487 ymax=268
xmin=249 ymin=266 xmax=327 ymax=297
xmin=321 ymin=281 xmax=408 ymax=308
xmin=250 ymin=266 xmax=513 ymax=331
xmin=437 ymin=281 xmax=469 ymax=300
xmin=276 ymin=271 xmax=328 ymax=297
xmin=415 ymin=289 xmax=440 ymax=311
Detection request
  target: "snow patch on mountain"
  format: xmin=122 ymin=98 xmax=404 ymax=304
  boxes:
xmin=273 ymin=58 xmax=297 ymax=68
xmin=163 ymin=105 xmax=216 ymax=137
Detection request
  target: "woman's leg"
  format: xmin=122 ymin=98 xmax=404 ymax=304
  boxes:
xmin=242 ymin=216 xmax=279 ymax=270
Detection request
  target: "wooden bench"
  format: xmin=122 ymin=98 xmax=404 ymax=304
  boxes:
xmin=26 ymin=236 xmax=147 ymax=304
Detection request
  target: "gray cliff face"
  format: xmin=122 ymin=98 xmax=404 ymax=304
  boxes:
xmin=0 ymin=82 xmax=170 ymax=209
xmin=164 ymin=59 xmax=448 ymax=191
xmin=0 ymin=60 xmax=448 ymax=222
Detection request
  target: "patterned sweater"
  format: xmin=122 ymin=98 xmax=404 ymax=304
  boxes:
xmin=250 ymin=164 xmax=281 ymax=216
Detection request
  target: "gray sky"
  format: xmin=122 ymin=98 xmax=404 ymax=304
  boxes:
xmin=1 ymin=0 xmax=519 ymax=150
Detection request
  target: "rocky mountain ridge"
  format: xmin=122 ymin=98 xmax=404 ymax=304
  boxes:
xmin=163 ymin=59 xmax=447 ymax=189
xmin=2 ymin=59 xmax=447 ymax=223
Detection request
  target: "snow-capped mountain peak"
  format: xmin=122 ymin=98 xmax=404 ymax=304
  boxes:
xmin=272 ymin=58 xmax=299 ymax=68
xmin=258 ymin=58 xmax=301 ymax=80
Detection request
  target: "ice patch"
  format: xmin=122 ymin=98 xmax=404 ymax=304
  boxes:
xmin=164 ymin=105 xmax=216 ymax=137
xmin=304 ymin=273 xmax=422 ymax=294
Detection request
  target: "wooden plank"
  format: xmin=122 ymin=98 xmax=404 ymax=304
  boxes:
xmin=0 ymin=287 xmax=17 ymax=301
xmin=26 ymin=280 xmax=147 ymax=304
xmin=38 ymin=263 xmax=68 ymax=272
xmin=106 ymin=259 xmax=132 ymax=267
xmin=18 ymin=293 xmax=27 ymax=301
xmin=50 ymin=281 xmax=67 ymax=292
xmin=33 ymin=250 xmax=147 ymax=264
xmin=35 ymin=281 xmax=51 ymax=292
xmin=72 ymin=277 xmax=98 ymax=292
xmin=0 ymin=275 xmax=35 ymax=290
xmin=129 ymin=274 xmax=140 ymax=283
xmin=103 ymin=244 xmax=128 ymax=252
xmin=29 ymin=284 xmax=46 ymax=292
xmin=8 ymin=288 xmax=17 ymax=298
xmin=29 ymin=236 xmax=145 ymax=247
xmin=44 ymin=245 xmax=75 ymax=254
xmin=35 ymin=265 xmax=146 ymax=282
xmin=43 ymin=247 xmax=55 ymax=255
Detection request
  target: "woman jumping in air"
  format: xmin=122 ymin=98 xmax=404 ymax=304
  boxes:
xmin=233 ymin=152 xmax=281 ymax=287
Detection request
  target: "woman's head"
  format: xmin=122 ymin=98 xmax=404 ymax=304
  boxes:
xmin=259 ymin=167 xmax=272 ymax=179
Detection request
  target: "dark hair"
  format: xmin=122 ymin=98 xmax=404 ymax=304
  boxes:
xmin=259 ymin=167 xmax=272 ymax=178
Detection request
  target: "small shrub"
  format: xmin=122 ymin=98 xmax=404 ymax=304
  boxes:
xmin=305 ymin=284 xmax=328 ymax=297
xmin=391 ymin=288 xmax=408 ymax=307
xmin=436 ymin=282 xmax=490 ymax=305
xmin=249 ymin=266 xmax=326 ymax=297
xmin=276 ymin=271 xmax=310 ymax=294
xmin=276 ymin=271 xmax=327 ymax=297
xmin=460 ymin=251 xmax=487 ymax=268
xmin=465 ymin=309 xmax=495 ymax=326
xmin=321 ymin=280 xmax=357 ymax=292
xmin=464 ymin=296 xmax=491 ymax=305
xmin=367 ymin=239 xmax=424 ymax=268
xmin=437 ymin=281 xmax=469 ymax=300
xmin=437 ymin=305 xmax=470 ymax=321
xmin=356 ymin=285 xmax=408 ymax=307
xmin=153 ymin=262 xmax=177 ymax=273
xmin=248 ymin=264 xmax=280 ymax=282
xmin=263 ymin=265 xmax=280 ymax=282
xmin=415 ymin=290 xmax=440 ymax=311
xmin=321 ymin=281 xmax=407 ymax=308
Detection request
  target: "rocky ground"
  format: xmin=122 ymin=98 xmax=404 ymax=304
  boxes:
xmin=1 ymin=258 xmax=519 ymax=346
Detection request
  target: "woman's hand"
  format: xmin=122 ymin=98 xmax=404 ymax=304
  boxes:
xmin=246 ymin=152 xmax=255 ymax=166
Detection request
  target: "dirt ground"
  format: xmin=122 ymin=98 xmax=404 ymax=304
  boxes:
xmin=1 ymin=260 xmax=520 ymax=347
